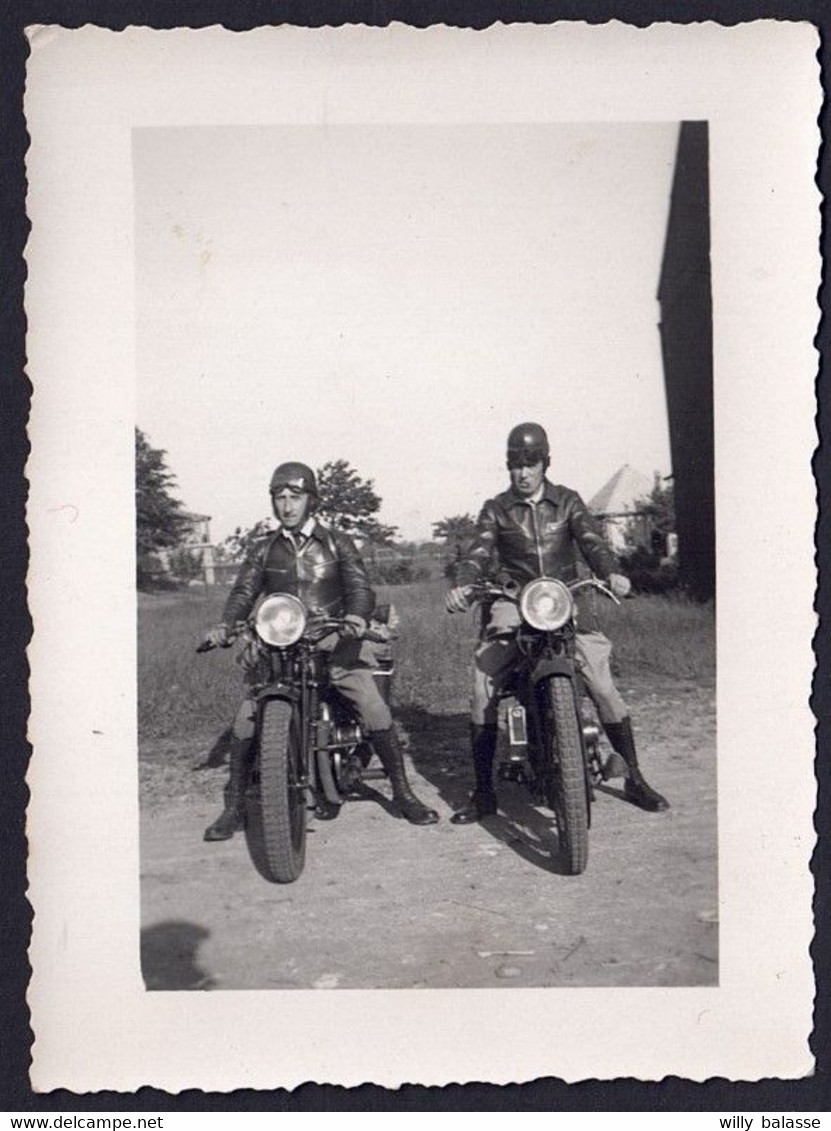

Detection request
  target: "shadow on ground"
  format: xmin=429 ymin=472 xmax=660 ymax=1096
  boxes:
xmin=396 ymin=704 xmax=577 ymax=875
xmin=395 ymin=704 xmax=472 ymax=808
xmin=187 ymin=704 xmax=610 ymax=878
xmin=193 ymin=726 xmax=232 ymax=770
xmin=141 ymin=919 xmax=215 ymax=990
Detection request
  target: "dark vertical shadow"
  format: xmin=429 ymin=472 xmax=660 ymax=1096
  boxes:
xmin=658 ymin=121 xmax=715 ymax=603
xmin=395 ymin=704 xmax=473 ymax=811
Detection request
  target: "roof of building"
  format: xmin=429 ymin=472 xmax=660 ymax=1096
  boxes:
xmin=588 ymin=465 xmax=653 ymax=516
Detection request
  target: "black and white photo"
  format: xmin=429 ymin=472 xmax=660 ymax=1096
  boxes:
xmin=24 ymin=22 xmax=818 ymax=1090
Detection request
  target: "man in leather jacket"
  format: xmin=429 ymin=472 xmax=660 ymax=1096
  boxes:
xmin=446 ymin=423 xmax=669 ymax=824
xmin=201 ymin=461 xmax=438 ymax=840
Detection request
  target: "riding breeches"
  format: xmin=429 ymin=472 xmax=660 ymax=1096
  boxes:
xmin=231 ymin=635 xmax=392 ymax=741
xmin=470 ymin=603 xmax=628 ymax=726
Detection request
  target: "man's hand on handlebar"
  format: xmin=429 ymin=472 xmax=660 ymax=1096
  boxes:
xmin=202 ymin=623 xmax=232 ymax=650
xmin=341 ymin=614 xmax=367 ymax=639
xmin=608 ymin=572 xmax=632 ymax=599
xmin=445 ymin=587 xmax=471 ymax=614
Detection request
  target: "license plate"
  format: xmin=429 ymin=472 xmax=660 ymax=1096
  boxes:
xmin=507 ymin=705 xmax=528 ymax=745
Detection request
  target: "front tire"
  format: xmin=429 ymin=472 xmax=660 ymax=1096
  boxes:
xmin=258 ymin=697 xmax=307 ymax=883
xmin=542 ymin=676 xmax=589 ymax=875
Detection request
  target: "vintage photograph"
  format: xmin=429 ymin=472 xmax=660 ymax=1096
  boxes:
xmin=24 ymin=24 xmax=817 ymax=1089
xmin=134 ymin=120 xmax=716 ymax=991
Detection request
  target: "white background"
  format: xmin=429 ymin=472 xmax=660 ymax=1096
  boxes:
xmin=133 ymin=120 xmax=676 ymax=542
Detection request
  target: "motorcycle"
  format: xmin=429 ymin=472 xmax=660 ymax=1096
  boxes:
xmin=464 ymin=575 xmax=619 ymax=875
xmin=197 ymin=595 xmax=395 ymax=884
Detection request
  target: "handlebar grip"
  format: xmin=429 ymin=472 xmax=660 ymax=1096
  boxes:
xmin=196 ymin=635 xmax=236 ymax=653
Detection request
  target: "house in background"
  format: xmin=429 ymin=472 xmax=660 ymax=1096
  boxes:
xmin=181 ymin=511 xmax=216 ymax=585
xmin=588 ymin=464 xmax=653 ymax=553
xmin=156 ymin=510 xmax=217 ymax=584
xmin=181 ymin=511 xmax=212 ymax=547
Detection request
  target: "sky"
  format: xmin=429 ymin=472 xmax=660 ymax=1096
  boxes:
xmin=134 ymin=122 xmax=678 ymax=544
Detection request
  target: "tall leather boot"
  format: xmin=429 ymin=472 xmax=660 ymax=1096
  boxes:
xmin=450 ymin=723 xmax=499 ymax=825
xmin=368 ymin=729 xmax=439 ymax=826
xmin=603 ymin=717 xmax=669 ymax=812
xmin=204 ymin=737 xmax=250 ymax=841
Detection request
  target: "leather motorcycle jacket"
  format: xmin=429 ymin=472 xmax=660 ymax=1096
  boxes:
xmin=456 ymin=479 xmax=618 ymax=588
xmin=222 ymin=522 xmax=375 ymax=626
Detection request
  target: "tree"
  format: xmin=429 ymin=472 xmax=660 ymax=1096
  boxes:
xmin=220 ymin=517 xmax=275 ymax=562
xmin=360 ymin=517 xmax=400 ymax=548
xmin=432 ymin=514 xmax=478 ymax=546
xmin=316 ymin=460 xmax=398 ymax=544
xmin=432 ymin=513 xmax=479 ymax=581
xmin=620 ymin=474 xmax=679 ymax=594
xmin=135 ymin=428 xmax=189 ymax=556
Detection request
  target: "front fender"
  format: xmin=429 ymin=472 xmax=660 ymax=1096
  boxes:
xmin=254 ymin=681 xmax=300 ymax=705
xmin=529 ymin=656 xmax=577 ymax=685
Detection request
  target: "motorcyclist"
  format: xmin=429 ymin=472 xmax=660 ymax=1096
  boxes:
xmin=201 ymin=461 xmax=439 ymax=840
xmin=445 ymin=423 xmax=670 ymax=824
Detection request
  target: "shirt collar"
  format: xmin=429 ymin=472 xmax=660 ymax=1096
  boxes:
xmin=509 ymin=479 xmax=558 ymax=506
xmin=278 ymin=515 xmax=317 ymax=544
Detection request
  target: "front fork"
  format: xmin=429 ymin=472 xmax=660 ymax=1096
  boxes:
xmin=254 ymin=661 xmax=316 ymax=806
xmin=499 ymin=674 xmax=602 ymax=794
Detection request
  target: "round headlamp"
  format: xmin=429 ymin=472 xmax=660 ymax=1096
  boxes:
xmin=519 ymin=578 xmax=573 ymax=631
xmin=255 ymin=594 xmax=307 ymax=648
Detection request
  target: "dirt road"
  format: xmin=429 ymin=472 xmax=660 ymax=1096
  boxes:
xmin=139 ymin=671 xmax=717 ymax=991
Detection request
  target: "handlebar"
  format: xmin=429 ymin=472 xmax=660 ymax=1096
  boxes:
xmin=463 ymin=576 xmax=620 ymax=607
xmin=304 ymin=618 xmax=393 ymax=645
xmin=196 ymin=617 xmax=391 ymax=654
xmin=568 ymin=578 xmax=621 ymax=605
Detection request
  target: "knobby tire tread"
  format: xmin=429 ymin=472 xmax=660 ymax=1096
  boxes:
xmin=259 ymin=697 xmax=306 ymax=883
xmin=545 ymin=676 xmax=590 ymax=875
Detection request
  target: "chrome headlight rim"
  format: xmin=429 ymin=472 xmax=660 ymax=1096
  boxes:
xmin=519 ymin=578 xmax=574 ymax=632
xmin=255 ymin=593 xmax=307 ymax=648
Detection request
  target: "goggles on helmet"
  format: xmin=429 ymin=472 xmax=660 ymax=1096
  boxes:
xmin=507 ymin=448 xmax=547 ymax=469
xmin=270 ymin=479 xmax=309 ymax=497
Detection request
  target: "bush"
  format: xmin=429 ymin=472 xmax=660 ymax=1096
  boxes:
xmin=168 ymin=546 xmax=204 ymax=583
xmin=370 ymin=559 xmax=432 ymax=586
xmin=620 ymin=547 xmax=680 ymax=595
xmin=137 ymin=552 xmax=169 ymax=591
xmin=137 ymin=550 xmax=199 ymax=592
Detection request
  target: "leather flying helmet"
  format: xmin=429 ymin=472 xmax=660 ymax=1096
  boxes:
xmin=506 ymin=422 xmax=550 ymax=468
xmin=269 ymin=461 xmax=319 ymax=498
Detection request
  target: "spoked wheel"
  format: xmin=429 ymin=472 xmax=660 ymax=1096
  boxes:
xmin=542 ymin=676 xmax=590 ymax=875
xmin=256 ymin=697 xmax=307 ymax=883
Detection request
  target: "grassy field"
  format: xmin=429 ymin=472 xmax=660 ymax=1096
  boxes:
xmin=138 ymin=581 xmax=715 ymax=744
